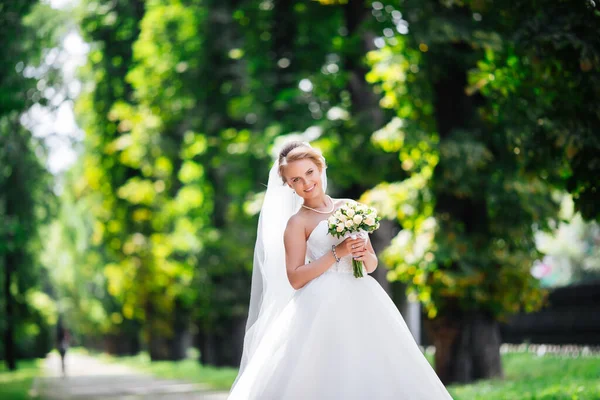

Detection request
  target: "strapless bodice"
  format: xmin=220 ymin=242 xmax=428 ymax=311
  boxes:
xmin=306 ymin=220 xmax=366 ymax=274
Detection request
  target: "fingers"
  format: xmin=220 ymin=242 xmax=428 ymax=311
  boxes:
xmin=345 ymin=236 xmax=363 ymax=243
xmin=352 ymin=249 xmax=367 ymax=260
xmin=351 ymin=238 xmax=368 ymax=245
xmin=348 ymin=239 xmax=366 ymax=250
xmin=347 ymin=238 xmax=364 ymax=247
xmin=351 ymin=247 xmax=367 ymax=257
xmin=343 ymin=237 xmax=368 ymax=258
xmin=343 ymin=238 xmax=359 ymax=247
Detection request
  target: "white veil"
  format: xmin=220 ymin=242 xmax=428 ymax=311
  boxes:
xmin=232 ymin=142 xmax=327 ymax=387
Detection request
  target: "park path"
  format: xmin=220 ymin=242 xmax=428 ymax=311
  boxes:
xmin=32 ymin=352 xmax=229 ymax=400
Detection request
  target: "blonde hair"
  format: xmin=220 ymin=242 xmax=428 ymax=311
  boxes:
xmin=278 ymin=141 xmax=326 ymax=184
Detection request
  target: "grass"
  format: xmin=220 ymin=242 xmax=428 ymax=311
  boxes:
xmin=0 ymin=359 xmax=43 ymax=400
xmin=89 ymin=348 xmax=600 ymax=398
xmin=448 ymin=352 xmax=600 ymax=400
xmin=94 ymin=350 xmax=238 ymax=391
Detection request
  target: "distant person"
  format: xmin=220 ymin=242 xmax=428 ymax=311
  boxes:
xmin=56 ymin=323 xmax=70 ymax=377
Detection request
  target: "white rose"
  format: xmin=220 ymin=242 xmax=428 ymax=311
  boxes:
xmin=336 ymin=224 xmax=344 ymax=232
xmin=339 ymin=214 xmax=348 ymax=222
xmin=346 ymin=209 xmax=355 ymax=218
xmin=345 ymin=219 xmax=354 ymax=228
xmin=365 ymin=216 xmax=375 ymax=226
xmin=353 ymin=214 xmax=363 ymax=224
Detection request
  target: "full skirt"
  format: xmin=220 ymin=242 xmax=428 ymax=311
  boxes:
xmin=228 ymin=270 xmax=453 ymax=399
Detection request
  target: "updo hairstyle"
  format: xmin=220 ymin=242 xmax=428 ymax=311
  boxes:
xmin=278 ymin=141 xmax=326 ymax=185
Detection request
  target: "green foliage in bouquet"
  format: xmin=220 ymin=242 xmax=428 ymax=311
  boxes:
xmin=327 ymin=202 xmax=382 ymax=277
xmin=326 ymin=202 xmax=382 ymax=238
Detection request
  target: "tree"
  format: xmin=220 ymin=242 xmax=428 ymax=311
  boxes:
xmin=362 ymin=0 xmax=599 ymax=383
xmin=0 ymin=0 xmax=60 ymax=370
xmin=466 ymin=0 xmax=600 ymax=221
xmin=190 ymin=0 xmax=404 ymax=365
xmin=41 ymin=164 xmax=130 ymax=351
xmin=75 ymin=0 xmax=146 ymax=355
xmin=63 ymin=0 xmax=599 ymax=378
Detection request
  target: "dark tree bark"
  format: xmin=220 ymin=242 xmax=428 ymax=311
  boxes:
xmin=198 ymin=329 xmax=217 ymax=365
xmin=425 ymin=312 xmax=503 ymax=384
xmin=103 ymin=331 xmax=140 ymax=356
xmin=428 ymin=40 xmax=503 ymax=383
xmin=146 ymin=299 xmax=188 ymax=361
xmin=3 ymin=153 xmax=19 ymax=371
xmin=197 ymin=316 xmax=246 ymax=367
xmin=196 ymin=0 xmax=259 ymax=367
xmin=341 ymin=0 xmax=394 ymax=295
xmin=344 ymin=0 xmax=385 ymax=131
xmin=3 ymin=252 xmax=16 ymax=370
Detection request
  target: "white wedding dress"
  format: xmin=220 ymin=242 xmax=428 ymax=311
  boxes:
xmin=228 ymin=219 xmax=453 ymax=399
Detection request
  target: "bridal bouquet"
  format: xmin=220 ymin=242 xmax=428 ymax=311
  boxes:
xmin=327 ymin=201 xmax=381 ymax=278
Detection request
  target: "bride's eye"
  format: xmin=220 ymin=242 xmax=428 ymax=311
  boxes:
xmin=307 ymin=170 xmax=313 ymax=175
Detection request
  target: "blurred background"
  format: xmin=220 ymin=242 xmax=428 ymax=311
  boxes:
xmin=1 ymin=0 xmax=599 ymax=399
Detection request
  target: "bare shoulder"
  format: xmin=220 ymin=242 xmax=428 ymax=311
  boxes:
xmin=287 ymin=213 xmax=303 ymax=226
xmin=285 ymin=213 xmax=306 ymax=234
xmin=284 ymin=213 xmax=307 ymax=248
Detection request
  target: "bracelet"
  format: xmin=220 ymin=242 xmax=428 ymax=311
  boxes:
xmin=331 ymin=245 xmax=340 ymax=263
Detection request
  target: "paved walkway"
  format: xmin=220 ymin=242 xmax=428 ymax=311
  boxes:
xmin=32 ymin=352 xmax=229 ymax=399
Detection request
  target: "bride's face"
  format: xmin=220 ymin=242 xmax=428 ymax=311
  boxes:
xmin=284 ymin=159 xmax=323 ymax=199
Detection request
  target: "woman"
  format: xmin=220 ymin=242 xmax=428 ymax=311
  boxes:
xmin=228 ymin=141 xmax=452 ymax=399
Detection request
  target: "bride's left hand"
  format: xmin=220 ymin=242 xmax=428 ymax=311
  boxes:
xmin=350 ymin=238 xmax=368 ymax=260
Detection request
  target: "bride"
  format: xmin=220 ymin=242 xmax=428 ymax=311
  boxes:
xmin=228 ymin=141 xmax=453 ymax=399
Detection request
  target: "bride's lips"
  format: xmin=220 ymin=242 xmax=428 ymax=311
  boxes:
xmin=304 ymin=184 xmax=316 ymax=193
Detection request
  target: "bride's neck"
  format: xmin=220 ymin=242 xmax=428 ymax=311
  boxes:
xmin=302 ymin=194 xmax=331 ymax=210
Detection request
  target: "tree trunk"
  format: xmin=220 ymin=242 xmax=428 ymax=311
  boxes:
xmin=3 ymin=174 xmax=18 ymax=371
xmin=342 ymin=0 xmax=393 ymax=294
xmin=147 ymin=310 xmax=188 ymax=361
xmin=427 ymin=20 xmax=498 ymax=380
xmin=197 ymin=328 xmax=217 ymax=365
xmin=425 ymin=312 xmax=503 ymax=384
xmin=344 ymin=0 xmax=385 ymax=131
xmin=197 ymin=315 xmax=246 ymax=367
xmin=3 ymin=253 xmax=16 ymax=370
xmin=169 ymin=311 xmax=191 ymax=361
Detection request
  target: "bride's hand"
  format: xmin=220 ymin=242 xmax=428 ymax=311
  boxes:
xmin=336 ymin=237 xmax=368 ymax=258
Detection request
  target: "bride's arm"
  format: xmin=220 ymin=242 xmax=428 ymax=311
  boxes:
xmin=284 ymin=216 xmax=337 ymax=290
xmin=354 ymin=236 xmax=378 ymax=274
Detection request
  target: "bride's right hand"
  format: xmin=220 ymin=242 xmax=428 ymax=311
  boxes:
xmin=336 ymin=237 xmax=367 ymax=258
